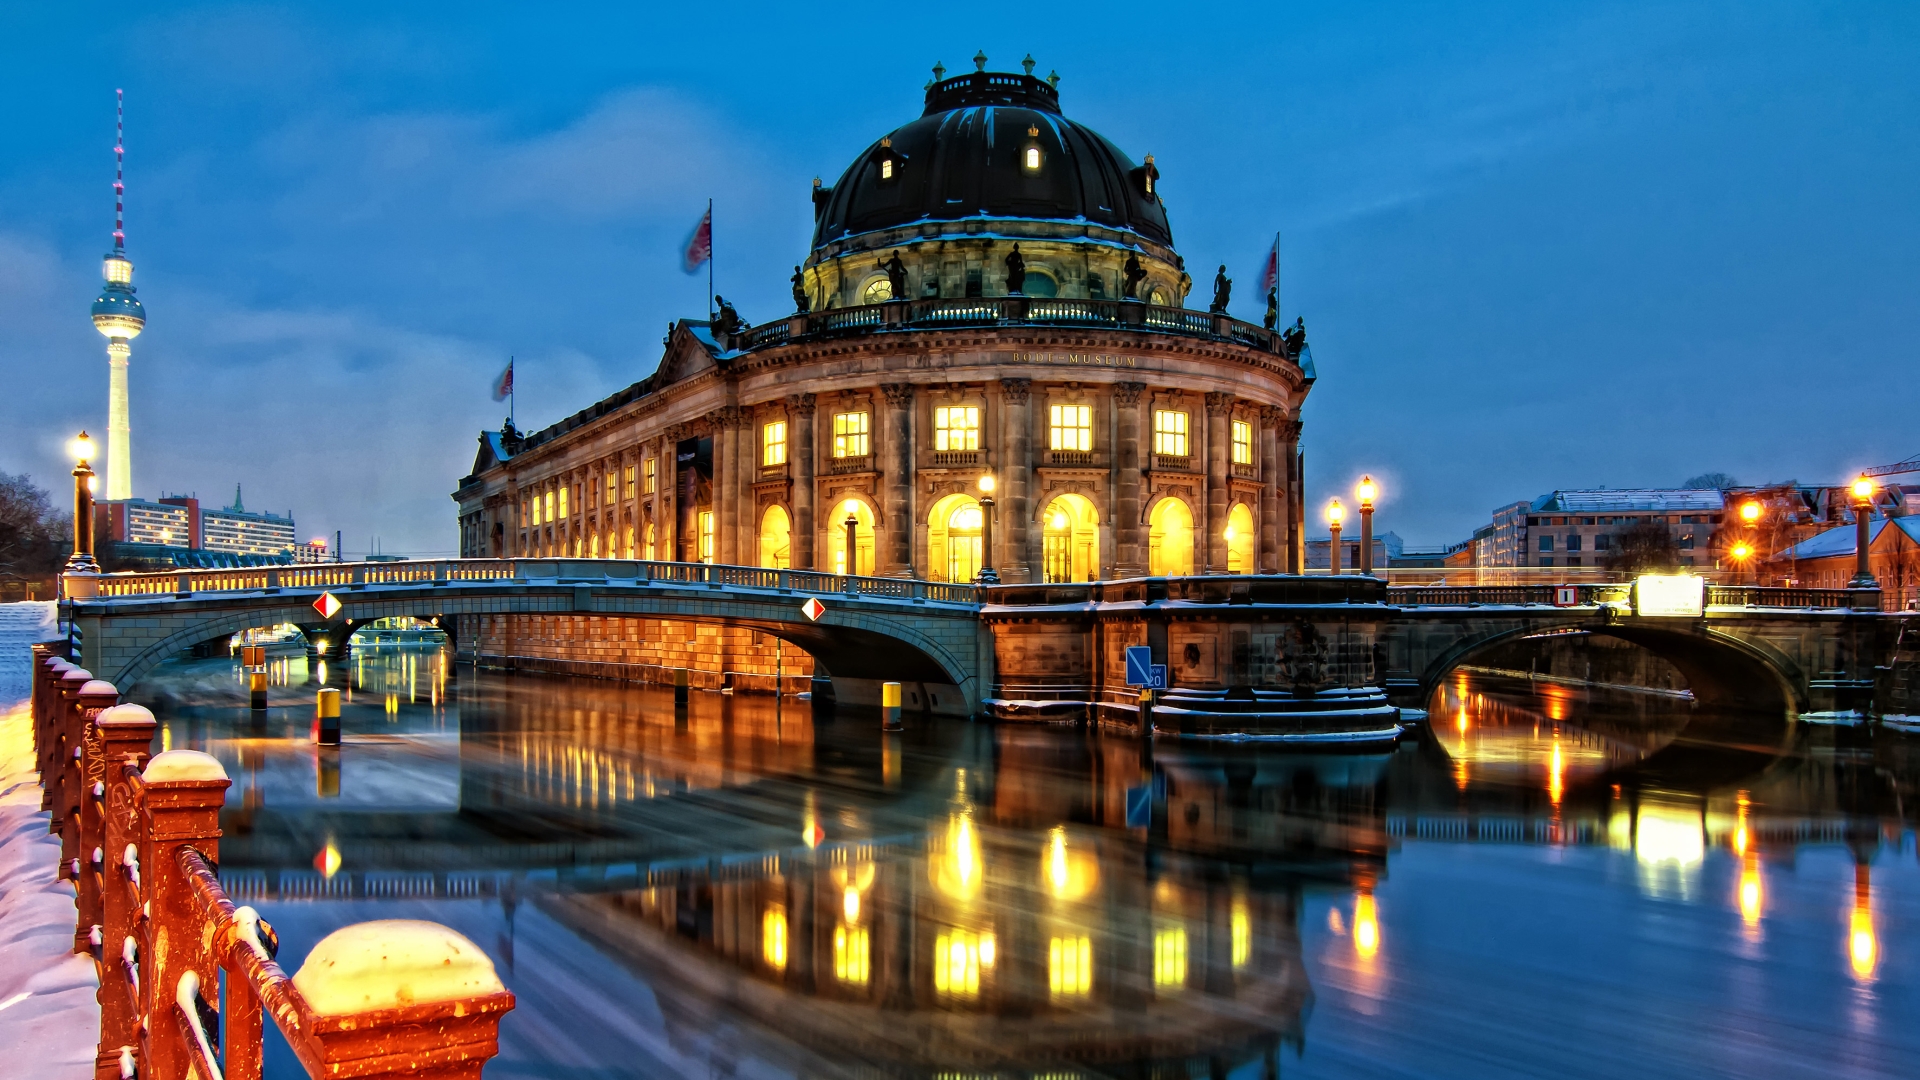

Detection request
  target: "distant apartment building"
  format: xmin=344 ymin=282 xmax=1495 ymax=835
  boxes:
xmin=1460 ymin=489 xmax=1725 ymax=569
xmin=100 ymin=486 xmax=301 ymax=568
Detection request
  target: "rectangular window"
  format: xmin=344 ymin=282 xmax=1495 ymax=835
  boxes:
xmin=1231 ymin=419 xmax=1253 ymax=465
xmin=1567 ymin=534 xmax=1581 ymax=552
xmin=1539 ymin=535 xmax=1554 ymax=552
xmin=606 ymin=472 xmax=617 ymax=505
xmin=1596 ymin=534 xmax=1612 ymax=550
xmin=1153 ymin=410 xmax=1189 ymax=456
xmin=587 ymin=477 xmax=598 ymax=511
xmin=934 ymin=406 xmax=980 ymax=451
xmin=623 ymin=464 xmax=636 ymax=499
xmin=644 ymin=457 xmax=657 ymax=494
xmin=557 ymin=486 xmax=568 ymax=519
xmin=833 ymin=411 xmax=870 ymax=458
xmin=524 ymin=496 xmax=535 ymax=526
xmin=698 ymin=511 xmax=714 ymax=563
xmin=763 ymin=420 xmax=788 ymax=466
xmin=1540 ymin=556 xmax=1554 ymax=567
xmin=545 ymin=490 xmax=556 ymax=522
xmin=1049 ymin=404 xmax=1092 ymax=451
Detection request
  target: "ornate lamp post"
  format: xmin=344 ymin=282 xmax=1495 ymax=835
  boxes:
xmin=1737 ymin=499 xmax=1763 ymax=586
xmin=1326 ymin=498 xmax=1345 ymax=575
xmin=65 ymin=431 xmax=100 ymax=575
xmin=844 ymin=509 xmax=860 ymax=578
xmin=1355 ymin=475 xmax=1378 ymax=577
xmin=977 ymin=474 xmax=999 ymax=585
xmin=1848 ymin=475 xmax=1878 ymax=589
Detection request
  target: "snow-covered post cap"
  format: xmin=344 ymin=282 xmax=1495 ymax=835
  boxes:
xmin=293 ymin=919 xmax=507 ymax=1016
xmin=80 ymin=679 xmax=118 ymax=697
xmin=97 ymin=703 xmax=155 ymax=726
xmin=60 ymin=667 xmax=94 ymax=683
xmin=142 ymin=750 xmax=228 ymax=783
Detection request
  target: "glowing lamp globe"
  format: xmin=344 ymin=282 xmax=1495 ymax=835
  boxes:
xmin=1356 ymin=475 xmax=1377 ymax=506
xmin=1851 ymin=476 xmax=1875 ymax=502
xmin=69 ymin=431 xmax=96 ymax=464
xmin=1326 ymin=498 xmax=1345 ymax=525
xmin=1730 ymin=542 xmax=1753 ymax=561
xmin=1739 ymin=500 xmax=1762 ymax=524
xmin=978 ymin=474 xmax=996 ymax=494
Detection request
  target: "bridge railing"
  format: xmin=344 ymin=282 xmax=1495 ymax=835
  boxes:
xmin=1706 ymin=585 xmax=1880 ymax=611
xmin=80 ymin=558 xmax=982 ymax=606
xmin=30 ymin=648 xmax=515 ymax=1080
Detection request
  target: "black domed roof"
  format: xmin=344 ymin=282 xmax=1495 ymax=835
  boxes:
xmin=810 ymin=71 xmax=1172 ymax=251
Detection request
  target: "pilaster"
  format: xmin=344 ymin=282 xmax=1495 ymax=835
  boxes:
xmin=1204 ymin=392 xmax=1233 ymax=573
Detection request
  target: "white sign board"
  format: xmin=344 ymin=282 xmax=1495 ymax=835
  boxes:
xmin=1633 ymin=574 xmax=1704 ymax=617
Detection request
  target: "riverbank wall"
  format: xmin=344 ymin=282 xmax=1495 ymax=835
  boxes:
xmin=455 ymin=613 xmax=816 ymax=694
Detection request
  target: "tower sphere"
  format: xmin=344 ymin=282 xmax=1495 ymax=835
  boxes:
xmin=92 ymin=253 xmax=145 ymax=339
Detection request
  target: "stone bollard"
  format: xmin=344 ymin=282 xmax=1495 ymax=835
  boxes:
xmin=316 ymin=687 xmax=342 ymax=746
xmin=92 ymin=703 xmax=155 ymax=1076
xmin=138 ymin=750 xmax=231 ymax=1080
xmin=35 ymin=653 xmax=72 ymax=810
xmin=52 ymin=667 xmax=95 ymax=856
xmin=882 ymin=681 xmax=903 ymax=731
xmin=289 ymin=919 xmax=514 ymax=1079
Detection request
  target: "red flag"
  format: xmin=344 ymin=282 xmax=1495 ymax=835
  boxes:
xmin=1258 ymin=233 xmax=1280 ymax=297
xmin=491 ymin=358 xmax=513 ymax=402
xmin=682 ymin=206 xmax=712 ymax=274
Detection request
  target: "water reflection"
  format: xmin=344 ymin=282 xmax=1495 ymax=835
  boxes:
xmin=122 ymin=650 xmax=1920 ymax=1078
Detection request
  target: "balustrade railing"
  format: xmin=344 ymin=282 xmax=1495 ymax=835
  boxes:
xmin=29 ymin=647 xmax=514 ymax=1079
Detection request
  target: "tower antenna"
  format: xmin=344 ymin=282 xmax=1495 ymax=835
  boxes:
xmin=92 ymin=88 xmax=146 ymax=503
xmin=114 ymin=89 xmax=125 ymax=251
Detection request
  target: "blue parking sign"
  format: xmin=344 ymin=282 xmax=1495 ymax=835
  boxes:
xmin=1125 ymin=646 xmax=1153 ymax=686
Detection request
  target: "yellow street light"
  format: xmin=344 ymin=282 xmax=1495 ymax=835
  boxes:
xmin=1729 ymin=541 xmax=1754 ymax=561
xmin=1356 ymin=475 xmax=1377 ymax=508
xmin=978 ymin=473 xmax=996 ymax=494
xmin=1326 ymin=498 xmax=1345 ymax=525
xmin=1851 ymin=475 xmax=1875 ymax=502
xmin=1739 ymin=499 xmax=1763 ymax=524
xmin=69 ymin=431 xmax=95 ymax=464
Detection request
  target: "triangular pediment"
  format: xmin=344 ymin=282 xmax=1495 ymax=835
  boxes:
xmin=654 ymin=320 xmax=722 ymax=387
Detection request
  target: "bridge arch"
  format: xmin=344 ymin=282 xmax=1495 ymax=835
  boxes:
xmin=88 ymin=580 xmax=985 ymax=714
xmin=1414 ymin=618 xmax=1805 ymax=714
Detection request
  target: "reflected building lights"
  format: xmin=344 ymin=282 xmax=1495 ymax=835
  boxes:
xmin=1231 ymin=894 xmax=1251 ymax=968
xmin=933 ymin=928 xmax=992 ymax=999
xmin=1353 ymin=892 xmax=1380 ymax=960
xmin=1152 ymin=924 xmax=1187 ymax=990
xmin=1849 ymin=865 xmax=1876 ymax=982
xmin=763 ymin=904 xmax=788 ymax=971
xmin=1049 ymin=935 xmax=1092 ymax=997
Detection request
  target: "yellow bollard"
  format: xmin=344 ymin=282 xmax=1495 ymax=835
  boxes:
xmin=315 ymin=687 xmax=341 ymax=746
xmin=882 ymin=681 xmax=903 ymax=731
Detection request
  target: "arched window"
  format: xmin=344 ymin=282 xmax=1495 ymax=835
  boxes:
xmin=1023 ymin=270 xmax=1058 ymax=298
xmin=643 ymin=522 xmax=656 ymax=561
xmin=1148 ymin=497 xmax=1195 ymax=576
xmin=927 ymin=493 xmax=983 ymax=582
xmin=1041 ymin=493 xmax=1100 ymax=582
xmin=830 ymin=498 xmax=876 ymax=576
xmin=760 ymin=505 xmax=792 ymax=569
xmin=1147 ymin=286 xmax=1169 ymax=307
xmin=863 ymin=276 xmax=893 ymax=304
xmin=1225 ymin=503 xmax=1256 ymax=574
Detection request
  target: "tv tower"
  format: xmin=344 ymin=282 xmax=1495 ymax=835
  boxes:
xmin=90 ymin=89 xmax=145 ymax=502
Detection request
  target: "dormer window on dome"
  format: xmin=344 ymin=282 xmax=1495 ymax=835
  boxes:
xmin=1023 ymin=126 xmax=1042 ymax=172
xmin=875 ymin=137 xmax=902 ymax=182
xmin=1132 ymin=154 xmax=1161 ymax=200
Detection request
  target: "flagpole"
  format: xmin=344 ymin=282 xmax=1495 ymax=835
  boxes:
xmin=509 ymin=355 xmax=515 ymax=428
xmin=707 ymin=198 xmax=714 ymax=320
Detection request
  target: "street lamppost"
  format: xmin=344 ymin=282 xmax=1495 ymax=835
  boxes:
xmin=1737 ymin=498 xmax=1763 ymax=586
xmin=1355 ymin=475 xmax=1378 ymax=577
xmin=1848 ymin=475 xmax=1878 ymax=589
xmin=1327 ymin=498 xmax=1345 ymax=575
xmin=977 ymin=474 xmax=999 ymax=584
xmin=65 ymin=431 xmax=99 ymax=575
xmin=844 ymin=508 xmax=860 ymax=579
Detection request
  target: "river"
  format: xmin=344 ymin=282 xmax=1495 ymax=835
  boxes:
xmin=129 ymin=646 xmax=1918 ymax=1079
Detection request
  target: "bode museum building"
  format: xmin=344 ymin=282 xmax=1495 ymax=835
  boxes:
xmin=456 ymin=63 xmax=1315 ymax=590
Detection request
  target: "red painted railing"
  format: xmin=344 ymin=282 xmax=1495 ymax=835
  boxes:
xmin=30 ymin=644 xmax=514 ymax=1080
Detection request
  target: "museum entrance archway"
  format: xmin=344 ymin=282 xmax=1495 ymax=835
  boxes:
xmin=1041 ymin=493 xmax=1100 ymax=582
xmin=828 ymin=497 xmax=877 ymax=577
xmin=1225 ymin=503 xmax=1256 ymax=574
xmin=1147 ymin=497 xmax=1195 ymax=576
xmin=759 ymin=505 xmax=792 ymax=569
xmin=927 ymin=493 xmax=983 ymax=582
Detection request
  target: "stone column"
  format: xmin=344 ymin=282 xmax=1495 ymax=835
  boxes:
xmin=1283 ymin=419 xmax=1304 ymax=573
xmin=1259 ymin=406 xmax=1283 ymax=574
xmin=1000 ymin=378 xmax=1032 ymax=582
xmin=1204 ymin=392 xmax=1233 ymax=573
xmin=718 ymin=407 xmax=737 ymax=568
xmin=1114 ymin=382 xmax=1146 ymax=575
xmin=739 ymin=408 xmax=759 ymax=566
xmin=881 ymin=383 xmax=914 ymax=575
xmin=664 ymin=425 xmax=690 ymax=561
xmin=790 ymin=393 xmax=816 ymax=569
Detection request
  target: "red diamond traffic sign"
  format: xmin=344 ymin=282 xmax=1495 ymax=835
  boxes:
xmin=801 ymin=597 xmax=825 ymax=621
xmin=312 ymin=591 xmax=343 ymax=620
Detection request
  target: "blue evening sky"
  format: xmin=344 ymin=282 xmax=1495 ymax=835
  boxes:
xmin=1 ymin=2 xmax=1914 ymax=555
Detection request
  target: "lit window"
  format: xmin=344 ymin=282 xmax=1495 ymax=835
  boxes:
xmin=833 ymin=411 xmax=870 ymax=458
xmin=557 ymin=486 xmax=568 ymax=519
xmin=623 ymin=524 xmax=634 ymax=559
xmin=1231 ymin=420 xmax=1253 ymax=465
xmin=880 ymin=158 xmax=893 ymax=180
xmin=643 ymin=522 xmax=655 ymax=561
xmin=623 ymin=464 xmax=636 ymax=499
xmin=606 ymin=472 xmax=617 ymax=505
xmin=1049 ymin=404 xmax=1092 ymax=452
xmin=933 ymin=928 xmax=994 ymax=999
xmin=1231 ymin=899 xmax=1250 ymax=968
xmin=1153 ymin=410 xmax=1189 ymax=456
xmin=1153 ymin=924 xmax=1187 ymax=989
xmin=934 ymin=406 xmax=980 ymax=452
xmin=644 ymin=457 xmax=656 ymax=494
xmin=834 ymin=925 xmax=870 ymax=985
xmin=862 ymin=277 xmax=893 ymax=304
xmin=545 ymin=490 xmax=556 ymax=522
xmin=763 ymin=420 xmax=788 ymax=466
xmin=698 ymin=511 xmax=714 ymax=563
xmin=589 ymin=532 xmax=600 ymax=558
xmin=1025 ymin=146 xmax=1041 ymax=169
xmin=763 ymin=905 xmax=788 ymax=971
xmin=1049 ymin=935 xmax=1092 ymax=997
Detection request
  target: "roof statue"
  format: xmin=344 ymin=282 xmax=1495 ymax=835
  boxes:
xmin=1264 ymin=288 xmax=1279 ymax=331
xmin=791 ymin=266 xmax=811 ymax=313
xmin=1004 ymin=244 xmax=1027 ymax=295
xmin=1209 ymin=265 xmax=1232 ymax=314
xmin=1123 ymin=253 xmax=1147 ymax=299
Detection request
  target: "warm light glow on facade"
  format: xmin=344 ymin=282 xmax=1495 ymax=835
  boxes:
xmin=1231 ymin=419 xmax=1253 ymax=465
xmin=832 ymin=411 xmax=871 ymax=458
xmin=763 ymin=420 xmax=788 ymax=466
xmin=1152 ymin=409 xmax=1189 ymax=456
xmin=834 ymin=924 xmax=870 ymax=984
xmin=698 ymin=511 xmax=715 ymax=563
xmin=934 ymin=406 xmax=980 ymax=451
xmin=1049 ymin=404 xmax=1092 ymax=451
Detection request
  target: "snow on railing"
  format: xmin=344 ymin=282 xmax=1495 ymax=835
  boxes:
xmin=77 ymin=558 xmax=982 ymax=606
xmin=29 ymin=648 xmax=514 ymax=1080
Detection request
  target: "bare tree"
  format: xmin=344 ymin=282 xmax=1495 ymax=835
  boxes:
xmin=0 ymin=472 xmax=71 ymax=580
xmin=1683 ymin=472 xmax=1740 ymax=489
xmin=1602 ymin=519 xmax=1682 ymax=574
